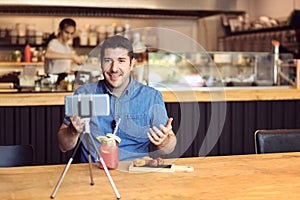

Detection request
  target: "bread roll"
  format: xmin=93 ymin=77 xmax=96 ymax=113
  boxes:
xmin=133 ymin=158 xmax=146 ymax=167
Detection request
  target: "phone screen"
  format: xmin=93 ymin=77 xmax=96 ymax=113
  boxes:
xmin=65 ymin=94 xmax=110 ymax=117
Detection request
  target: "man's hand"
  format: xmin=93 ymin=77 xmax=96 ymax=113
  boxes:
xmin=57 ymin=116 xmax=85 ymax=152
xmin=147 ymin=118 xmax=173 ymax=147
xmin=70 ymin=116 xmax=84 ymax=134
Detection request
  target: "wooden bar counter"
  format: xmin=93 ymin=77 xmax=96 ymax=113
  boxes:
xmin=1 ymin=86 xmax=300 ymax=165
xmin=1 ymin=152 xmax=300 ymax=200
xmin=0 ymin=86 xmax=299 ymax=106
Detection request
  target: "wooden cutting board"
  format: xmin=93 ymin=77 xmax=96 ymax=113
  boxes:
xmin=128 ymin=163 xmax=194 ymax=173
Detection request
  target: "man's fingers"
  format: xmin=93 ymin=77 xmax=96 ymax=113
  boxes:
xmin=149 ymin=127 xmax=160 ymax=140
xmin=70 ymin=116 xmax=84 ymax=133
xmin=147 ymin=133 xmax=159 ymax=145
xmin=166 ymin=117 xmax=173 ymax=130
xmin=159 ymin=117 xmax=173 ymax=134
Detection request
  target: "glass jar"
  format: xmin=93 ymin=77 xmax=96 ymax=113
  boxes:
xmin=11 ymin=50 xmax=21 ymax=62
xmin=99 ymin=137 xmax=119 ymax=170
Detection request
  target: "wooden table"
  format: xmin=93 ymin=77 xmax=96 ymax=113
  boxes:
xmin=1 ymin=153 xmax=300 ymax=200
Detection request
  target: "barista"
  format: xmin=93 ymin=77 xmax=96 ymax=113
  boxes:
xmin=44 ymin=18 xmax=84 ymax=86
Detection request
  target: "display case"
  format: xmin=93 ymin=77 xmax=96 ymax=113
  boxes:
xmin=145 ymin=51 xmax=295 ymax=88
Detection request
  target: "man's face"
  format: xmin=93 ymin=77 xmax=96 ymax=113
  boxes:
xmin=102 ymin=47 xmax=134 ymax=91
xmin=61 ymin=26 xmax=75 ymax=43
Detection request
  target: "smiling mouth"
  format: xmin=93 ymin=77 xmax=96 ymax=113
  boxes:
xmin=109 ymin=73 xmax=120 ymax=80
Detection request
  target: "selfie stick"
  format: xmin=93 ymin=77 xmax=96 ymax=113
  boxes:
xmin=50 ymin=95 xmax=121 ymax=199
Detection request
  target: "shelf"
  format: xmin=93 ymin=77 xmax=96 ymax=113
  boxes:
xmin=228 ymin=25 xmax=294 ymax=36
xmin=0 ymin=5 xmax=244 ymax=19
xmin=0 ymin=36 xmax=97 ymax=50
xmin=0 ymin=62 xmax=44 ymax=66
xmin=0 ymin=37 xmax=46 ymax=47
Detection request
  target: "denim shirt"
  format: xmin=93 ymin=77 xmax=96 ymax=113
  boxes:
xmin=64 ymin=78 xmax=168 ymax=161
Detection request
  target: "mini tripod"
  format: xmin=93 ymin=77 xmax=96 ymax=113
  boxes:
xmin=50 ymin=94 xmax=121 ymax=199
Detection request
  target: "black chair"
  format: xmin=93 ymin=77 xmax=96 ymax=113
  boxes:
xmin=0 ymin=144 xmax=34 ymax=167
xmin=254 ymin=129 xmax=300 ymax=154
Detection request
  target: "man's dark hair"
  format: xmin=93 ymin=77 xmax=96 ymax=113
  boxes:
xmin=100 ymin=35 xmax=134 ymax=61
xmin=59 ymin=18 xmax=76 ymax=30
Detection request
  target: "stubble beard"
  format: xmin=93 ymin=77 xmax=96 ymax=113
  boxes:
xmin=104 ymin=71 xmax=130 ymax=95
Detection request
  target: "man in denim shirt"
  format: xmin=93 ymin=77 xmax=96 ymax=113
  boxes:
xmin=57 ymin=35 xmax=177 ymax=162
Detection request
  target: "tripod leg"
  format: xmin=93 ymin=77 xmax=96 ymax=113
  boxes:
xmin=88 ymin=153 xmax=95 ymax=185
xmin=50 ymin=132 xmax=84 ymax=199
xmin=86 ymin=130 xmax=121 ymax=199
xmin=85 ymin=131 xmax=95 ymax=186
xmin=98 ymin=156 xmax=121 ymax=199
xmin=50 ymin=157 xmax=73 ymax=199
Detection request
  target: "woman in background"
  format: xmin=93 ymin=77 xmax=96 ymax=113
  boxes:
xmin=44 ymin=18 xmax=84 ymax=86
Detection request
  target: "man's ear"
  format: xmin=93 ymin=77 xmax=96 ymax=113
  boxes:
xmin=130 ymin=58 xmax=136 ymax=70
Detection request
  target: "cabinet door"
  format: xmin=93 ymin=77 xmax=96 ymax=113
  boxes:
xmin=198 ymin=15 xmax=226 ymax=51
xmin=157 ymin=20 xmax=198 ymax=52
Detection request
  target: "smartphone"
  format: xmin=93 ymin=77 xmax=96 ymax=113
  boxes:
xmin=65 ymin=94 xmax=110 ymax=117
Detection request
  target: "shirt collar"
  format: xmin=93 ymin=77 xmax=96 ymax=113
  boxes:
xmin=99 ymin=76 xmax=139 ymax=98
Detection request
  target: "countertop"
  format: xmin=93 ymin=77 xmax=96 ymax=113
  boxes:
xmin=0 ymin=86 xmax=299 ymax=106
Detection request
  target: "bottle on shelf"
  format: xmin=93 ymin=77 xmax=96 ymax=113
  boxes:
xmin=10 ymin=28 xmax=18 ymax=45
xmin=37 ymin=47 xmax=44 ymax=62
xmin=89 ymin=25 xmax=97 ymax=46
xmin=79 ymin=29 xmax=88 ymax=46
xmin=123 ymin=21 xmax=131 ymax=41
xmin=97 ymin=25 xmax=106 ymax=44
xmin=11 ymin=50 xmax=22 ymax=62
xmin=35 ymin=31 xmax=43 ymax=45
xmin=24 ymin=43 xmax=31 ymax=62
xmin=107 ymin=23 xmax=116 ymax=38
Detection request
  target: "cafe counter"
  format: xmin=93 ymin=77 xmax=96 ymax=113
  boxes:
xmin=0 ymin=86 xmax=298 ymax=106
xmin=1 ymin=86 xmax=300 ymax=165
